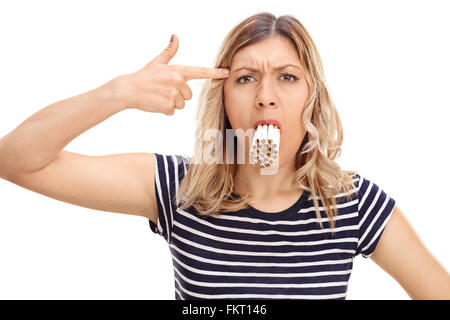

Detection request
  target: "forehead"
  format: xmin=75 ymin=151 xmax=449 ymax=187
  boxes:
xmin=231 ymin=36 xmax=300 ymax=67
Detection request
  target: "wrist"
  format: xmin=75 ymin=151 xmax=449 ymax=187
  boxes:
xmin=102 ymin=75 xmax=132 ymax=111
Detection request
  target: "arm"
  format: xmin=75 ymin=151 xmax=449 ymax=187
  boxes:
xmin=0 ymin=78 xmax=158 ymax=222
xmin=0 ymin=34 xmax=228 ymax=225
xmin=0 ymin=78 xmax=125 ymax=174
xmin=370 ymin=204 xmax=450 ymax=299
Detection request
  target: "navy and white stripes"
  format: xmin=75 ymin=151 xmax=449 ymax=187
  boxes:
xmin=356 ymin=176 xmax=396 ymax=258
xmin=148 ymin=153 xmax=396 ymax=300
xmin=150 ymin=154 xmax=189 ymax=243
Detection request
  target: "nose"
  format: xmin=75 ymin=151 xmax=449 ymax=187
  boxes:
xmin=257 ymin=100 xmax=276 ymax=107
xmin=255 ymin=79 xmax=278 ymax=108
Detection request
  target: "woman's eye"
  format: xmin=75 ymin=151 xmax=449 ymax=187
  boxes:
xmin=280 ymin=73 xmax=299 ymax=81
xmin=236 ymin=73 xmax=299 ymax=84
xmin=236 ymin=75 xmax=255 ymax=84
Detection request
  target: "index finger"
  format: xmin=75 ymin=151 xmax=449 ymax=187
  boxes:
xmin=175 ymin=65 xmax=230 ymax=80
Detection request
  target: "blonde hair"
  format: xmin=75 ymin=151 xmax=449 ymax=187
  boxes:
xmin=176 ymin=12 xmax=357 ymax=231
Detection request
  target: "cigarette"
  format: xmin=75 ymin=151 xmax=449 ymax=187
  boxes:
xmin=250 ymin=123 xmax=281 ymax=169
xmin=261 ymin=124 xmax=267 ymax=143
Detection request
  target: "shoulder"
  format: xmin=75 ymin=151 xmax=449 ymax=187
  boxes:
xmin=152 ymin=153 xmax=191 ymax=198
xmin=153 ymin=153 xmax=191 ymax=174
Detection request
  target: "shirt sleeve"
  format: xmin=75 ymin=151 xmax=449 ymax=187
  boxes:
xmin=148 ymin=153 xmax=191 ymax=244
xmin=353 ymin=173 xmax=397 ymax=258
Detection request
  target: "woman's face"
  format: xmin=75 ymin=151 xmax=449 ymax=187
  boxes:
xmin=223 ymin=36 xmax=312 ymax=168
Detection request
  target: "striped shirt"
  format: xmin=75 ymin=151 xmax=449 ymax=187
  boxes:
xmin=149 ymin=153 xmax=396 ymax=300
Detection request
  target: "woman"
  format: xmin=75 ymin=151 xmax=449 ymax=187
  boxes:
xmin=0 ymin=12 xmax=449 ymax=300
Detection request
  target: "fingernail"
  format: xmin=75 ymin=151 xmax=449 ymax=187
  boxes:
xmin=170 ymin=34 xmax=174 ymax=42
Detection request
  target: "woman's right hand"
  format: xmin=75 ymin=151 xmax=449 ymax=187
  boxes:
xmin=113 ymin=34 xmax=230 ymax=115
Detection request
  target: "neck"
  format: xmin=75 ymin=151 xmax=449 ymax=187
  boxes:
xmin=233 ymin=157 xmax=297 ymax=199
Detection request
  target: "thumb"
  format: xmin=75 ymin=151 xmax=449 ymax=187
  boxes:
xmin=150 ymin=34 xmax=179 ymax=65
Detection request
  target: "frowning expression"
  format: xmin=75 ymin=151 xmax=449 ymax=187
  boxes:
xmin=223 ymin=35 xmax=312 ymax=167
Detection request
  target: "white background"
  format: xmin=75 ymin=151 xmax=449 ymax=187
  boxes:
xmin=0 ymin=0 xmax=449 ymax=299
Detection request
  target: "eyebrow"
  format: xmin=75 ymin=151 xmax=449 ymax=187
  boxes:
xmin=232 ymin=64 xmax=303 ymax=73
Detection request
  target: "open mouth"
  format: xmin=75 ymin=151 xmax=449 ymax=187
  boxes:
xmin=253 ymin=119 xmax=282 ymax=133
xmin=250 ymin=121 xmax=281 ymax=169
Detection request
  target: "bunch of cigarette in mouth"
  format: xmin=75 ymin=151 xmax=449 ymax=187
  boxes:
xmin=250 ymin=124 xmax=280 ymax=169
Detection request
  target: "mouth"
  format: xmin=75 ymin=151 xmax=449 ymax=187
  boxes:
xmin=253 ymin=119 xmax=282 ymax=133
xmin=250 ymin=119 xmax=281 ymax=169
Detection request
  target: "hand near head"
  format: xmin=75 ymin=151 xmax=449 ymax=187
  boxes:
xmin=114 ymin=34 xmax=229 ymax=115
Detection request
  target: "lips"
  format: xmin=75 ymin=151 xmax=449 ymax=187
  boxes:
xmin=253 ymin=119 xmax=282 ymax=133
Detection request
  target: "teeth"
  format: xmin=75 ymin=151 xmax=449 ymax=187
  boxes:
xmin=250 ymin=123 xmax=280 ymax=169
